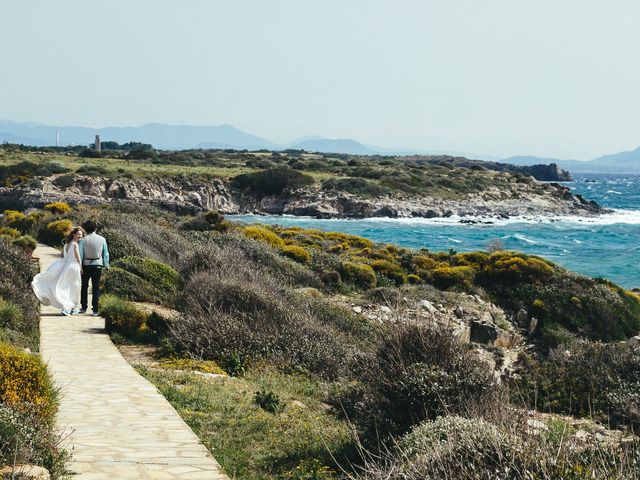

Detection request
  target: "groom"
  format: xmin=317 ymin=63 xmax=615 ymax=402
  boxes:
xmin=79 ymin=220 xmax=109 ymax=316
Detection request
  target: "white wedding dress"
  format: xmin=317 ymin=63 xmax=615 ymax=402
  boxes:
xmin=32 ymin=242 xmax=82 ymax=311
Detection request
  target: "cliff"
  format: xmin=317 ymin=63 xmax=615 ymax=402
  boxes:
xmin=1 ymin=172 xmax=600 ymax=220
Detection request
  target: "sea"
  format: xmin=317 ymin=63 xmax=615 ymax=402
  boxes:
xmin=230 ymin=174 xmax=640 ymax=288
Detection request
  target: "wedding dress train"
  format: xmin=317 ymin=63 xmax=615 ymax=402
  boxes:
xmin=32 ymin=242 xmax=81 ymax=311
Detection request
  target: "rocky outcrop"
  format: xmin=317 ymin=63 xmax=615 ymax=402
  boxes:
xmin=521 ymin=163 xmax=572 ymax=182
xmin=0 ymin=171 xmax=603 ymax=220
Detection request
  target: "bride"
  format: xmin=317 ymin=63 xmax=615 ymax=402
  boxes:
xmin=32 ymin=226 xmax=84 ymax=315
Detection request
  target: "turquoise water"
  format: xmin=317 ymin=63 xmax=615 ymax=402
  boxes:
xmin=231 ymin=174 xmax=640 ymax=288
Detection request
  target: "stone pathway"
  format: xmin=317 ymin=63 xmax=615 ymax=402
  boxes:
xmin=35 ymin=244 xmax=228 ymax=480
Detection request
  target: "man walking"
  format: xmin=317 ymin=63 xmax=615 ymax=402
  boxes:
xmin=79 ymin=220 xmax=109 ymax=316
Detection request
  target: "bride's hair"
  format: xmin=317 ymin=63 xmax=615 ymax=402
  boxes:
xmin=65 ymin=226 xmax=86 ymax=243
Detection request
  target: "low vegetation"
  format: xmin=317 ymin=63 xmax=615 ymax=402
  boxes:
xmin=0 ymin=146 xmax=552 ymax=204
xmin=1 ymin=198 xmax=639 ymax=479
xmin=0 ymin=239 xmax=68 ymax=477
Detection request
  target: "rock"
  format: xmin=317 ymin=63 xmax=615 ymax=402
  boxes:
xmin=0 ymin=465 xmax=50 ymax=479
xmin=470 ymin=320 xmax=498 ymax=345
xmin=380 ymin=305 xmax=392 ymax=313
xmin=528 ymin=317 xmax=539 ymax=336
xmin=515 ymin=308 xmax=528 ymax=326
xmin=454 ymin=305 xmax=464 ymax=318
xmin=420 ymin=300 xmax=437 ymax=313
xmin=290 ymin=400 xmax=307 ymax=409
xmin=352 ymin=305 xmax=363 ymax=314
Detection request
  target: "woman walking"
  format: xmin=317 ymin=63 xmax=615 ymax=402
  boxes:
xmin=32 ymin=226 xmax=84 ymax=315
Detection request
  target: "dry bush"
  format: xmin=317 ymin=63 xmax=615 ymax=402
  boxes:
xmin=356 ymin=414 xmax=640 ymax=480
xmin=336 ymin=323 xmax=501 ymax=443
xmin=189 ymin=234 xmax=322 ymax=288
xmin=168 ymin=242 xmax=365 ymax=378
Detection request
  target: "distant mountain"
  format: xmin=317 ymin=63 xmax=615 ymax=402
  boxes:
xmin=503 ymin=150 xmax=640 ymax=174
xmin=589 ymin=146 xmax=640 ymax=173
xmin=288 ymin=138 xmax=376 ymax=155
xmin=0 ymin=131 xmax=51 ymax=146
xmin=0 ymin=120 xmax=277 ymax=151
xmin=3 ymin=120 xmax=639 ymax=173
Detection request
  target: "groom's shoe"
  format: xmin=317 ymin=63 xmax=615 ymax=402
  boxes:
xmin=92 ymin=311 xmax=99 ymax=317
xmin=78 ymin=308 xmax=87 ymax=314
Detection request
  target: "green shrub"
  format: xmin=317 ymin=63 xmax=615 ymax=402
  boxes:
xmin=0 ymin=300 xmax=22 ymax=330
xmin=52 ymin=174 xmax=75 ymax=189
xmin=11 ymin=234 xmax=36 ymax=253
xmin=254 ymin=388 xmax=282 ymax=413
xmin=232 ymin=166 xmax=314 ymax=196
xmin=0 ymin=405 xmax=68 ymax=477
xmin=204 ymin=209 xmax=225 ymax=224
xmin=323 ymin=177 xmax=390 ymax=197
xmin=112 ymin=256 xmax=180 ymax=295
xmin=281 ymin=245 xmax=311 ymax=263
xmin=75 ymin=164 xmax=109 ymax=176
xmin=370 ymin=259 xmax=406 ymax=285
xmin=340 ymin=262 xmax=377 ymax=289
xmin=0 ymin=342 xmax=55 ymax=419
xmin=102 ymin=266 xmax=175 ymax=307
xmin=0 ymin=241 xmax=39 ymax=347
xmin=100 ymin=227 xmax=144 ymax=260
xmin=519 ymin=340 xmax=640 ymax=428
xmin=99 ymin=295 xmax=150 ymax=340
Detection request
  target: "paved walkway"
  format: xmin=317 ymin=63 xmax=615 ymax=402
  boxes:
xmin=35 ymin=244 xmax=228 ymax=480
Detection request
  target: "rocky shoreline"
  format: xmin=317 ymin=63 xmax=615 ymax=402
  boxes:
xmin=0 ymin=173 xmax=604 ymax=220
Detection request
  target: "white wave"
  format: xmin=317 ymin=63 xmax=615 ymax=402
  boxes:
xmin=447 ymin=237 xmax=463 ymax=244
xmin=607 ymin=190 xmax=623 ymax=195
xmin=514 ymin=234 xmax=538 ymax=245
xmin=572 ymin=239 xmax=583 ymax=244
xmin=230 ymin=209 xmax=640 ymax=226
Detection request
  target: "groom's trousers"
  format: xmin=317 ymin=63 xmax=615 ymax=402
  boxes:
xmin=81 ymin=265 xmax=103 ymax=312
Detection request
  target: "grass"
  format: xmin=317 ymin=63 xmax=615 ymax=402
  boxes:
xmin=0 ymin=148 xmax=555 ymax=201
xmin=139 ymin=366 xmax=354 ymax=480
xmin=0 ymin=151 xmax=255 ymax=178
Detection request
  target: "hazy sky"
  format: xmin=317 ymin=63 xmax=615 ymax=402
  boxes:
xmin=2 ymin=1 xmax=639 ymax=159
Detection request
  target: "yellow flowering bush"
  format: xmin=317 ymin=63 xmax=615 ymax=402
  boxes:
xmin=40 ymin=219 xmax=73 ymax=246
xmin=44 ymin=201 xmax=72 ymax=214
xmin=0 ymin=342 xmax=55 ymax=419
xmin=243 ymin=225 xmax=285 ymax=248
xmin=340 ymin=262 xmax=377 ymax=289
xmin=281 ymin=245 xmax=311 ymax=264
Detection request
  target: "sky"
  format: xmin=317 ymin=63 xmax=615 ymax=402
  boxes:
xmin=2 ymin=0 xmax=640 ymax=160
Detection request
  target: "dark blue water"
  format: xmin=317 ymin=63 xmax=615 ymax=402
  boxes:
xmin=231 ymin=174 xmax=640 ymax=288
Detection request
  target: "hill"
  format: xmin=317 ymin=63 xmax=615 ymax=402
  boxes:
xmin=504 ymin=147 xmax=640 ymax=174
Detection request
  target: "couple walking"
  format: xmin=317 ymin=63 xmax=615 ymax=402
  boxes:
xmin=32 ymin=220 xmax=109 ymax=316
